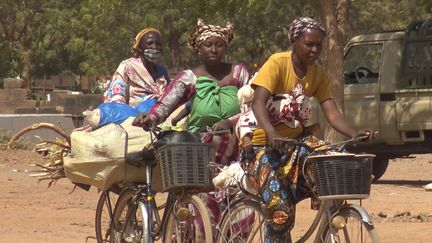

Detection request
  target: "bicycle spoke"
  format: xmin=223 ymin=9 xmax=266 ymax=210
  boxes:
xmin=163 ymin=195 xmax=213 ymax=242
xmin=95 ymin=190 xmax=119 ymax=243
xmin=324 ymin=208 xmax=380 ymax=243
xmin=216 ymin=200 xmax=264 ymax=243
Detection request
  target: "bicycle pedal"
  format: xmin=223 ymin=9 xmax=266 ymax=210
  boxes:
xmin=124 ymin=234 xmax=138 ymax=243
xmin=175 ymin=207 xmax=191 ymax=221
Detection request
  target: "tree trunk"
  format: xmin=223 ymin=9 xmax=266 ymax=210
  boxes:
xmin=14 ymin=42 xmax=33 ymax=88
xmin=163 ymin=13 xmax=181 ymax=73
xmin=21 ymin=54 xmax=33 ymax=88
xmin=319 ymin=0 xmax=351 ymax=142
xmin=169 ymin=32 xmax=182 ymax=71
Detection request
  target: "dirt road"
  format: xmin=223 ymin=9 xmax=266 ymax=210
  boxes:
xmin=0 ymin=148 xmax=431 ymax=243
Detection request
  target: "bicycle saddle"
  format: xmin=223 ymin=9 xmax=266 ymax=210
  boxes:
xmin=126 ymin=148 xmax=155 ymax=167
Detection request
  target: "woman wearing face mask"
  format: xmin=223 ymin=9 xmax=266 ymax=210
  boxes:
xmin=104 ymin=28 xmax=170 ymax=108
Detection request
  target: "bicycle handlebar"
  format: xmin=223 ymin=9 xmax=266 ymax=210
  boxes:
xmin=197 ymin=126 xmax=231 ymax=135
xmin=272 ymin=131 xmax=377 ymax=152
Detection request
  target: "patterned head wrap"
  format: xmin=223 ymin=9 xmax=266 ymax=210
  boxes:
xmin=132 ymin=28 xmax=161 ymax=52
xmin=188 ymin=18 xmax=235 ymax=51
xmin=288 ymin=17 xmax=326 ymax=43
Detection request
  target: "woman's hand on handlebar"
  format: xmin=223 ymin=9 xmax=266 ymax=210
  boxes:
xmin=211 ymin=119 xmax=232 ymax=131
xmin=354 ymin=129 xmax=375 ymax=142
xmin=267 ymin=128 xmax=283 ymax=149
xmin=132 ymin=113 xmax=155 ymax=131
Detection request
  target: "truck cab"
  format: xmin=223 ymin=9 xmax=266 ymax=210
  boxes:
xmin=314 ymin=19 xmax=432 ymax=180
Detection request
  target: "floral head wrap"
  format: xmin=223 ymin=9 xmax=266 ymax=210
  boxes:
xmin=132 ymin=27 xmax=161 ymax=52
xmin=288 ymin=17 xmax=326 ymax=43
xmin=187 ymin=18 xmax=235 ymax=51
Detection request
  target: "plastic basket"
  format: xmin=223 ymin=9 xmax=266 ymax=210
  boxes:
xmin=156 ymin=143 xmax=215 ymax=192
xmin=309 ymin=154 xmax=374 ymax=200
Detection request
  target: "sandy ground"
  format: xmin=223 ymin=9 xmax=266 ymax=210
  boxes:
xmin=0 ymin=148 xmax=431 ymax=243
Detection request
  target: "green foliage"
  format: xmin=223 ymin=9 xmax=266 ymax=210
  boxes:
xmin=349 ymin=0 xmax=431 ymax=37
xmin=0 ymin=0 xmax=83 ymax=83
xmin=223 ymin=0 xmax=317 ymax=67
xmin=0 ymin=0 xmax=430 ymax=83
xmin=0 ymin=43 xmax=15 ymax=79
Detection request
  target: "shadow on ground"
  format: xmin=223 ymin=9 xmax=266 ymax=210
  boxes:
xmin=374 ymin=179 xmax=432 ymax=187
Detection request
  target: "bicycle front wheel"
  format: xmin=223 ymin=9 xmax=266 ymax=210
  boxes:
xmin=163 ymin=194 xmax=213 ymax=242
xmin=216 ymin=200 xmax=265 ymax=243
xmin=111 ymin=188 xmax=144 ymax=243
xmin=324 ymin=208 xmax=380 ymax=243
xmin=95 ymin=190 xmax=119 ymax=243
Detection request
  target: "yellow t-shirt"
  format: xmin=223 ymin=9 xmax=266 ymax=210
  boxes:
xmin=251 ymin=51 xmax=332 ymax=145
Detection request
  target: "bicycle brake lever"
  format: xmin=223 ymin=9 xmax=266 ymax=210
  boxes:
xmin=354 ymin=135 xmax=369 ymax=142
xmin=354 ymin=130 xmax=379 ymax=142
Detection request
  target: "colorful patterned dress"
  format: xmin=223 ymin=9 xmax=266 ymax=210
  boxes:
xmin=244 ymin=51 xmax=333 ymax=242
xmin=103 ymin=57 xmax=171 ymax=107
xmin=148 ymin=64 xmax=250 ymax=239
xmin=148 ymin=64 xmax=250 ymax=164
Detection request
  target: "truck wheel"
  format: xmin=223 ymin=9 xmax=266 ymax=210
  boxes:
xmin=372 ymin=156 xmax=389 ymax=182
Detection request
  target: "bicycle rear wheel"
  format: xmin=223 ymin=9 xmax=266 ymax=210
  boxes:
xmin=216 ymin=199 xmax=265 ymax=243
xmin=95 ymin=190 xmax=119 ymax=243
xmin=111 ymin=188 xmax=144 ymax=243
xmin=324 ymin=208 xmax=380 ymax=243
xmin=163 ymin=194 xmax=213 ymax=242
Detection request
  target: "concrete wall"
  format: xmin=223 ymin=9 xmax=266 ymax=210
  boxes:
xmin=0 ymin=89 xmax=103 ymax=115
xmin=50 ymin=92 xmax=103 ymax=115
xmin=0 ymin=89 xmax=34 ymax=113
xmin=0 ymin=114 xmax=87 ymax=144
xmin=0 ymin=87 xmax=102 ymax=145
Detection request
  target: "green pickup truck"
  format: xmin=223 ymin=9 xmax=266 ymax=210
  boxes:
xmin=313 ymin=19 xmax=432 ymax=180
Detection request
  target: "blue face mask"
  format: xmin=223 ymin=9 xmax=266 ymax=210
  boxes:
xmin=143 ymin=49 xmax=161 ymax=63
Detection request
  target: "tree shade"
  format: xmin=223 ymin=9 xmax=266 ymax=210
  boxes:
xmin=0 ymin=0 xmax=430 ymax=86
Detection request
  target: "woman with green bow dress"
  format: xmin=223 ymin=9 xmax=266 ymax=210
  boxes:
xmin=133 ymin=18 xmax=250 ymax=236
xmin=135 ymin=18 xmax=250 ymax=165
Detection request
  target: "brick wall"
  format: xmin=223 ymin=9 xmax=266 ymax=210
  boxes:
xmin=0 ymin=89 xmax=33 ymax=113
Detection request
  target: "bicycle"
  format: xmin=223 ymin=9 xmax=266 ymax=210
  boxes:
xmin=93 ymin=148 xmax=158 ymax=243
xmin=95 ymin=187 xmax=120 ymax=243
xmin=215 ymin=135 xmax=380 ymax=243
xmin=108 ymin=127 xmax=215 ymax=242
xmin=214 ymin=163 xmax=265 ymax=243
xmin=93 ymin=154 xmax=156 ymax=243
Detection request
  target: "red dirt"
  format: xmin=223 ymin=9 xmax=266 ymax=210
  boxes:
xmin=0 ymin=148 xmax=431 ymax=243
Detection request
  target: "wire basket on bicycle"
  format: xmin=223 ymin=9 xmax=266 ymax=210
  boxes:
xmin=155 ymin=130 xmax=216 ymax=193
xmin=308 ymin=153 xmax=375 ymax=200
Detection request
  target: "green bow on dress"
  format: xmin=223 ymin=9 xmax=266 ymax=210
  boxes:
xmin=188 ymin=77 xmax=240 ymax=131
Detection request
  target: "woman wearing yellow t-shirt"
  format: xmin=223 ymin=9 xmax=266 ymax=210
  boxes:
xmin=242 ymin=17 xmax=372 ymax=242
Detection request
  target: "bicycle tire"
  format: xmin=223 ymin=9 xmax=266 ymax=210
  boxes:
xmin=95 ymin=190 xmax=119 ymax=243
xmin=138 ymin=201 xmax=153 ymax=243
xmin=111 ymin=188 xmax=144 ymax=243
xmin=216 ymin=199 xmax=265 ymax=243
xmin=163 ymin=194 xmax=213 ymax=242
xmin=322 ymin=207 xmax=380 ymax=243
xmin=294 ymin=202 xmax=324 ymax=243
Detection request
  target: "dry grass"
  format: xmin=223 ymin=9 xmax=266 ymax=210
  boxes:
xmin=0 ymin=133 xmax=30 ymax=150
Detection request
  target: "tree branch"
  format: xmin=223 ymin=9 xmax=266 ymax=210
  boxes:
xmin=0 ymin=21 xmax=12 ymax=41
xmin=17 ymin=11 xmax=35 ymax=41
xmin=336 ymin=0 xmax=351 ymax=40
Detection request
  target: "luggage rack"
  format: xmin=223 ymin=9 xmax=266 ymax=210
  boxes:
xmin=401 ymin=19 xmax=432 ymax=89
